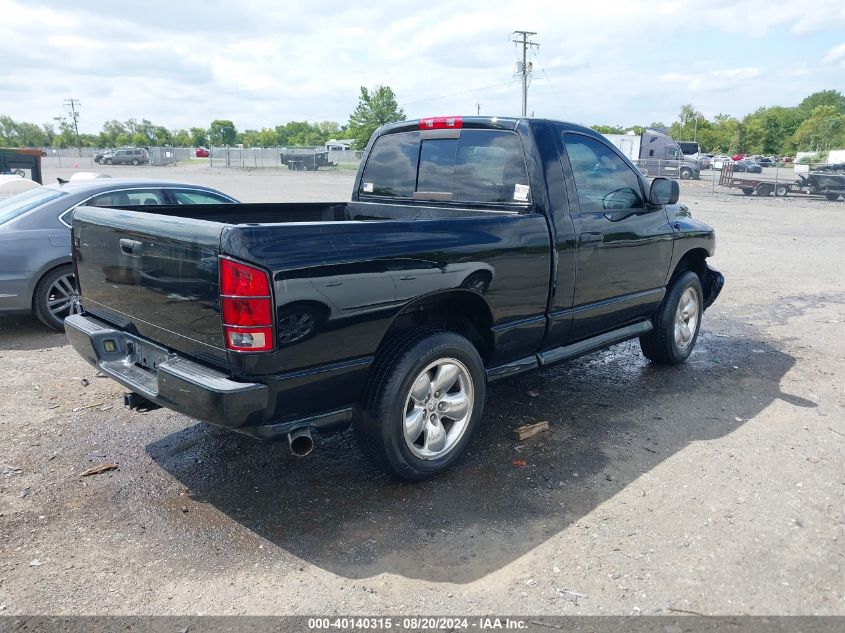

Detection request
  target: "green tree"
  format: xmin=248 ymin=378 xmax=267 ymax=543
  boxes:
xmin=798 ymin=90 xmax=845 ymax=116
xmin=208 ymin=119 xmax=238 ymax=146
xmin=171 ymin=129 xmax=192 ymax=146
xmin=787 ymin=105 xmax=845 ymax=152
xmin=346 ymin=86 xmax=405 ymax=149
xmin=189 ymin=127 xmax=208 ymax=147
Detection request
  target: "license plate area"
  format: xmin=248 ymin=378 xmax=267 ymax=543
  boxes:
xmin=125 ymin=340 xmax=170 ymax=373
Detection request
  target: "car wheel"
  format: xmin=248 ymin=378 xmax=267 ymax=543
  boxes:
xmin=680 ymin=168 xmax=692 ymax=180
xmin=775 ymin=184 xmax=789 ymax=197
xmin=825 ymin=192 xmax=841 ymax=201
xmin=460 ymin=272 xmax=491 ymax=293
xmin=640 ymin=270 xmax=703 ymax=365
xmin=105 ymin=158 xmax=113 ymax=165
xmin=33 ymin=265 xmax=81 ymax=331
xmin=741 ymin=187 xmax=754 ymax=196
xmin=354 ymin=329 xmax=486 ymax=481
xmin=131 ymin=159 xmax=140 ymax=166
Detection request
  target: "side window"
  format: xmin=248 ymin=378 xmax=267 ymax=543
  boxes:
xmin=417 ymin=130 xmax=531 ymax=204
xmin=89 ymin=190 xmax=165 ymax=207
xmin=172 ymin=190 xmax=231 ymax=204
xmin=563 ymin=134 xmax=644 ymax=213
xmin=358 ymin=132 xmax=420 ymax=198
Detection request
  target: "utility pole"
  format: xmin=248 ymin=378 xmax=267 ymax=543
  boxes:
xmin=64 ymin=98 xmax=81 ymax=154
xmin=511 ymin=31 xmax=539 ymax=117
xmin=476 ymin=102 xmax=482 ymax=115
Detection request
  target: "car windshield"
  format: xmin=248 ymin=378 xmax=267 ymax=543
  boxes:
xmin=0 ymin=187 xmax=68 ymax=225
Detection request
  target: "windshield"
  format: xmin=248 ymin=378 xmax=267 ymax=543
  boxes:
xmin=0 ymin=187 xmax=69 ymax=225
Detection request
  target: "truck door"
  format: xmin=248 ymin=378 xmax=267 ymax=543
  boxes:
xmin=556 ymin=130 xmax=674 ymax=341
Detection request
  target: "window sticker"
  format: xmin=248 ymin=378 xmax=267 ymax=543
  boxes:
xmin=362 ymin=182 xmax=374 ymax=193
xmin=513 ymin=183 xmax=530 ymax=202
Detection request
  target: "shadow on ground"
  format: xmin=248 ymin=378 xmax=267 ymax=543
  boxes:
xmin=147 ymin=325 xmax=808 ymax=583
xmin=0 ymin=315 xmax=66 ymax=351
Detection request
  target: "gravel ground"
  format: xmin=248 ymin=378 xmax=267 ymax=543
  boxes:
xmin=0 ymin=164 xmax=843 ymax=615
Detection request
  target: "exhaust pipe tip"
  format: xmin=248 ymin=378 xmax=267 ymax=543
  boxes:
xmin=288 ymin=427 xmax=314 ymax=457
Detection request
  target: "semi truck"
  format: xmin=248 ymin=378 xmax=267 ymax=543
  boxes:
xmin=603 ymin=130 xmax=701 ymax=180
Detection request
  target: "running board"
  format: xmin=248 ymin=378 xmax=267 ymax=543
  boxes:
xmin=486 ymin=320 xmax=653 ymax=381
xmin=537 ymin=320 xmax=653 ymax=366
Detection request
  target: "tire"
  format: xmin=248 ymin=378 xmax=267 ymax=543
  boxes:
xmin=460 ymin=272 xmax=491 ymax=293
xmin=105 ymin=158 xmax=113 ymax=165
xmin=354 ymin=330 xmax=486 ymax=481
xmin=680 ymin=168 xmax=692 ymax=180
xmin=756 ymin=184 xmax=774 ymax=197
xmin=742 ymin=187 xmax=754 ymax=196
xmin=825 ymin=192 xmax=841 ymax=201
xmin=33 ymin=265 xmax=80 ymax=331
xmin=131 ymin=159 xmax=140 ymax=166
xmin=775 ymin=184 xmax=789 ymax=197
xmin=640 ymin=271 xmax=703 ymax=365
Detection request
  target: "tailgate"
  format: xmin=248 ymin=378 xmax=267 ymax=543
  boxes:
xmin=73 ymin=206 xmax=229 ymax=368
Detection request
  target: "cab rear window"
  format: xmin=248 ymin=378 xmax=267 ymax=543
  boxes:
xmin=359 ymin=129 xmax=530 ymax=204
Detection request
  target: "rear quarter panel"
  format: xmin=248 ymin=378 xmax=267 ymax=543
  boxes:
xmin=221 ymin=213 xmax=553 ymax=376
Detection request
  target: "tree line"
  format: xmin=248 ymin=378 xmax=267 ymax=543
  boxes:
xmin=0 ymin=86 xmax=405 ymax=152
xmin=1 ymin=88 xmax=841 ymax=156
xmin=593 ymin=90 xmax=845 ymax=156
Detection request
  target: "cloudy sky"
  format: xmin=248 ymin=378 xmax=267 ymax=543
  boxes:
xmin=1 ymin=0 xmax=843 ymax=134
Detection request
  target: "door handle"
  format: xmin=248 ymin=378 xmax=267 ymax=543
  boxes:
xmin=119 ymin=238 xmax=142 ymax=256
xmin=579 ymin=232 xmax=603 ymax=244
xmin=324 ymin=282 xmax=342 ymax=287
xmin=399 ymin=276 xmax=417 ymax=280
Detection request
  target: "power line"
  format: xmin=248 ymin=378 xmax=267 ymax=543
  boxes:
xmin=537 ymin=62 xmax=566 ymax=118
xmin=511 ymin=31 xmax=539 ymax=117
xmin=400 ymin=79 xmax=520 ymax=108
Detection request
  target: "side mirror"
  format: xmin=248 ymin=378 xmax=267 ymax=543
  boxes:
xmin=649 ymin=178 xmax=679 ymax=205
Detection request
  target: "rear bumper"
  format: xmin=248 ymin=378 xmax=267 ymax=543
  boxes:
xmin=64 ymin=313 xmax=355 ymax=438
xmin=65 ymin=313 xmax=269 ymax=429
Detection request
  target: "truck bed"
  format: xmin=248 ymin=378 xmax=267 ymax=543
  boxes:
xmin=104 ymin=201 xmax=521 ymax=225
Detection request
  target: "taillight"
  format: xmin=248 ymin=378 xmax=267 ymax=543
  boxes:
xmin=419 ymin=116 xmax=463 ymax=130
xmin=220 ymin=258 xmax=274 ymax=352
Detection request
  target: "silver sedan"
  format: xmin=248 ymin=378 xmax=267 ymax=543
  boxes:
xmin=0 ymin=179 xmax=237 ymax=330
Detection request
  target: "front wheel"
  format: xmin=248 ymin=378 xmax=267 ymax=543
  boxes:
xmin=775 ymin=184 xmax=789 ymax=197
xmin=354 ymin=330 xmax=486 ymax=481
xmin=640 ymin=271 xmax=703 ymax=365
xmin=105 ymin=158 xmax=113 ymax=165
xmin=33 ymin=265 xmax=81 ymax=331
xmin=680 ymin=168 xmax=692 ymax=180
xmin=131 ymin=158 xmax=140 ymax=166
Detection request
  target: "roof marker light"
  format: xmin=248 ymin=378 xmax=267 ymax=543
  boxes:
xmin=419 ymin=116 xmax=463 ymax=130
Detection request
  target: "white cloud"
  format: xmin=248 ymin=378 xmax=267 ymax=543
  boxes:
xmin=660 ymin=68 xmax=764 ymax=92
xmin=823 ymin=43 xmax=845 ymax=68
xmin=0 ymin=0 xmax=841 ymax=132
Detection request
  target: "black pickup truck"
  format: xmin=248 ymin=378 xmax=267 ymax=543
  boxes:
xmin=66 ymin=116 xmax=723 ymax=480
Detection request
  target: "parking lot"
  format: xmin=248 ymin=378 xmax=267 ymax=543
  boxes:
xmin=1 ymin=164 xmax=843 ymax=615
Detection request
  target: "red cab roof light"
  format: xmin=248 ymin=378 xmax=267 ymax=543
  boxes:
xmin=419 ymin=116 xmax=463 ymax=130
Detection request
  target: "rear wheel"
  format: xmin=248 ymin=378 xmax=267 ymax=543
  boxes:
xmin=33 ymin=265 xmax=80 ymax=331
xmin=680 ymin=168 xmax=692 ymax=180
xmin=742 ymin=187 xmax=754 ymax=196
xmin=354 ymin=330 xmax=486 ymax=481
xmin=640 ymin=271 xmax=703 ymax=365
xmin=825 ymin=192 xmax=841 ymax=201
xmin=775 ymin=184 xmax=789 ymax=197
xmin=131 ymin=158 xmax=140 ymax=166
